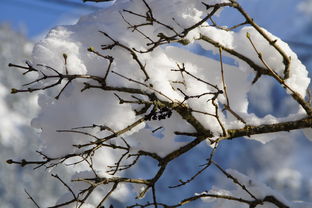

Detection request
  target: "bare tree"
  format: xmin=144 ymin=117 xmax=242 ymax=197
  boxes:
xmin=7 ymin=0 xmax=312 ymax=207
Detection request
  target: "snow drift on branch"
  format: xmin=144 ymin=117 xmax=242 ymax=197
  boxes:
xmin=30 ymin=0 xmax=310 ymax=158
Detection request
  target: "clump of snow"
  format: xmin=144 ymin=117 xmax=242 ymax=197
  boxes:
xmin=33 ymin=27 xmax=87 ymax=75
xmin=31 ymin=84 xmax=137 ymax=157
xmin=30 ymin=0 xmax=311 ymax=157
xmin=234 ymin=26 xmax=310 ymax=98
xmin=200 ymin=25 xmax=310 ymax=98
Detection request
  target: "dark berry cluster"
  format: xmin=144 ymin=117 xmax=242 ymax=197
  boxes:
xmin=145 ymin=107 xmax=172 ymax=121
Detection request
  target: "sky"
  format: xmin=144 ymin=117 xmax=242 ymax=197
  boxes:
xmin=0 ymin=0 xmax=113 ymax=39
xmin=0 ymin=0 xmax=308 ymax=40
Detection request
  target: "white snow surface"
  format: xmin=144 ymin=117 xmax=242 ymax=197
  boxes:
xmin=31 ymin=0 xmax=310 ymax=155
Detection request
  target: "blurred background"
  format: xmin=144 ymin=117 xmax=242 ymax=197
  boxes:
xmin=0 ymin=0 xmax=312 ymax=207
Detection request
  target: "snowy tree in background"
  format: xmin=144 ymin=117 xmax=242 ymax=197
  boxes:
xmin=0 ymin=24 xmax=35 ymax=147
xmin=0 ymin=24 xmax=66 ymax=208
xmin=6 ymin=0 xmax=312 ymax=207
xmin=298 ymin=0 xmax=312 ymax=17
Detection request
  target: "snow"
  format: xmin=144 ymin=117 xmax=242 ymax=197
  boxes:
xmin=31 ymin=84 xmax=137 ymax=157
xmin=33 ymin=27 xmax=87 ymax=75
xmin=128 ymin=111 xmax=193 ymax=157
xmin=32 ymin=0 xmax=311 ymax=146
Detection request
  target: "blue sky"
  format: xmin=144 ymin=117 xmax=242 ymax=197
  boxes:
xmin=0 ymin=0 xmax=111 ymax=38
xmin=0 ymin=0 xmax=307 ymax=40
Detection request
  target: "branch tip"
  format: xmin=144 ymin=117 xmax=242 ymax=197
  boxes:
xmin=11 ymin=88 xmax=18 ymax=94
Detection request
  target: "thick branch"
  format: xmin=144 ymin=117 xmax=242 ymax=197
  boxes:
xmin=219 ymin=116 xmax=312 ymax=142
